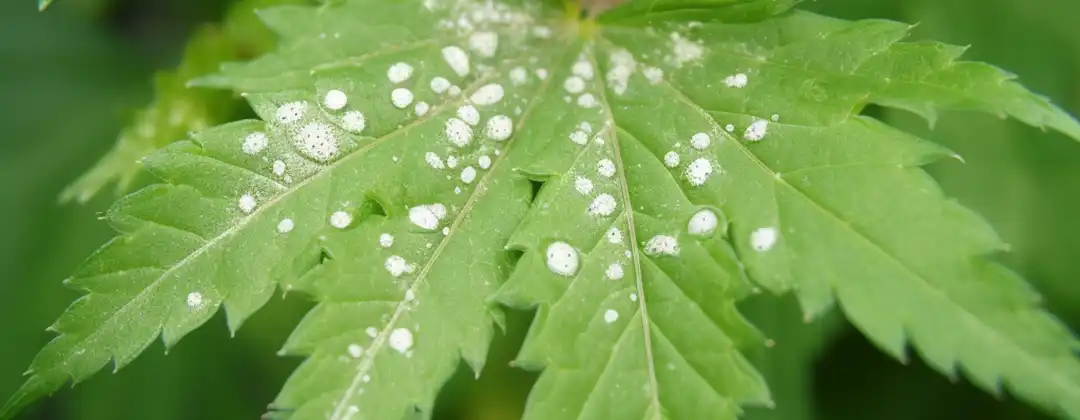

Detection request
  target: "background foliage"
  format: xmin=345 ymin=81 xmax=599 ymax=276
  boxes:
xmin=1 ymin=0 xmax=1077 ymax=419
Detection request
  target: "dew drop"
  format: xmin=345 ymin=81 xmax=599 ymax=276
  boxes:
xmin=415 ymin=102 xmax=430 ymax=116
xmin=478 ymin=155 xmax=492 ymax=169
xmin=425 ymin=152 xmax=445 ymax=169
xmin=572 ymin=61 xmax=594 ymax=80
xmin=409 ymin=204 xmax=446 ymax=230
xmin=348 ymin=344 xmax=363 ymax=358
xmin=467 ymin=31 xmax=498 ymax=57
xmin=606 ymin=227 xmax=623 ymax=244
xmin=295 ymin=122 xmax=340 ymax=161
xmin=724 ymin=73 xmax=748 ymax=88
xmin=690 ymin=132 xmax=711 ymax=150
xmin=430 ymin=77 xmax=452 ymax=94
xmin=574 ymin=176 xmax=594 ymax=195
xmin=460 ymin=166 xmax=477 ymax=184
xmin=564 ymin=76 xmax=586 ymax=94
xmin=510 ymin=67 xmax=528 ymax=85
xmin=569 ymin=130 xmax=589 ymax=145
xmin=605 ymin=263 xmax=624 ymax=280
xmin=684 ymin=158 xmax=714 ymax=186
xmin=457 ymin=105 xmax=480 ymax=126
xmin=385 ymin=255 xmax=416 ymax=277
xmin=744 ymin=120 xmax=769 ymax=142
xmin=272 ymin=160 xmax=287 ymax=177
xmin=577 ymin=94 xmax=598 ymax=109
xmin=238 ymin=194 xmax=257 ymax=214
xmin=276 ymin=101 xmax=307 ymax=124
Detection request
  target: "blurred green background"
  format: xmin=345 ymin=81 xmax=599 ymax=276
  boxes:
xmin=1 ymin=0 xmax=1078 ymax=419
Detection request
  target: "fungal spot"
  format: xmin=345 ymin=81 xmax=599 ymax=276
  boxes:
xmin=460 ymin=166 xmax=477 ymax=184
xmin=569 ymin=130 xmax=589 ymax=145
xmin=478 ymin=155 xmax=492 ymax=169
xmin=186 ymin=292 xmax=203 ymax=308
xmin=643 ymin=67 xmax=664 ymax=84
xmin=330 ymin=211 xmax=352 ymax=229
xmin=387 ymin=62 xmax=414 ymax=84
xmin=391 ymin=88 xmax=414 ymax=109
xmin=663 ymin=151 xmax=680 ymax=168
xmin=276 ymin=101 xmax=307 ymax=124
xmin=510 ymin=67 xmax=528 ymax=85
xmin=470 ymin=84 xmax=505 ymax=106
xmin=366 ymin=327 xmax=378 ymax=338
xmin=446 ymin=155 xmax=460 ymax=168
xmin=348 ymin=344 xmax=363 ymax=358
xmin=630 ymin=293 xmax=638 ymax=302
xmin=457 ymin=105 xmax=480 ymax=126
xmin=751 ymin=227 xmax=778 ymax=252
xmin=441 ymin=227 xmax=450 ymax=236
xmin=545 ymin=241 xmax=579 ymax=277
xmin=295 ymin=122 xmax=340 ymax=161
xmin=579 ymin=122 xmax=593 ymax=133
xmin=572 ymin=60 xmax=594 ymax=80
xmin=445 ymin=118 xmax=474 ymax=147
xmin=588 ymin=194 xmax=617 ymax=217
xmin=425 ymin=152 xmax=445 ymax=169
xmin=564 ymin=76 xmax=586 ymax=94
xmin=606 ymin=227 xmax=624 ymax=244
xmin=277 ymin=218 xmax=295 ymax=234
xmin=597 ymin=159 xmax=616 ymax=178
xmin=684 ymin=158 xmax=714 ymax=186
xmin=467 ymin=31 xmax=498 ymax=57
xmin=607 ymin=49 xmax=637 ymax=96
xmin=324 ymin=89 xmax=348 ymax=110
xmin=342 ymin=111 xmax=366 ymax=133
xmin=668 ymin=33 xmax=704 ymax=67
xmin=604 ymin=309 xmax=619 ymax=324
xmin=379 ymin=233 xmax=394 ymax=248
xmin=404 ymin=289 xmax=415 ymax=302
xmin=724 ymin=73 xmax=748 ymax=88
xmin=385 ymin=255 xmax=416 ymax=277
xmin=362 ymin=374 xmax=372 ymax=383
xmin=430 ymin=77 xmax=452 ymax=94
xmin=577 ymin=94 xmax=598 ymax=109
xmin=272 ymin=160 xmax=287 ymax=177
xmin=744 ymin=120 xmax=769 ymax=141
xmin=238 ymin=194 xmax=257 ymax=214
xmin=485 ymin=115 xmax=513 ymax=141
xmin=409 ymin=204 xmax=447 ymax=230
xmin=415 ymin=102 xmax=430 ymax=116
xmin=535 ymin=69 xmax=548 ymax=80
xmin=687 ymin=209 xmax=718 ymax=236
xmin=605 ymin=263 xmax=624 ymax=280
xmin=242 ymin=132 xmax=268 ymax=155
xmin=690 ymin=132 xmax=711 ymax=150
xmin=574 ymin=176 xmax=594 ymax=195
xmin=644 ymin=235 xmax=680 ymax=256
xmin=442 ymin=46 xmax=471 ymax=77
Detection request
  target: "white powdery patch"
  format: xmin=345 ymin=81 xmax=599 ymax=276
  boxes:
xmin=295 ymin=122 xmax=340 ymax=161
xmin=425 ymin=152 xmax=445 ymax=169
xmin=690 ymin=132 xmax=711 ymax=150
xmin=272 ymin=160 xmax=286 ymax=177
xmin=509 ymin=67 xmax=528 ymax=85
xmin=644 ymin=235 xmax=680 ymax=256
xmin=574 ymin=176 xmax=594 ymax=195
xmin=751 ymin=227 xmax=778 ymax=252
xmin=597 ymin=159 xmax=616 ymax=178
xmin=643 ymin=67 xmax=664 ymax=84
xmin=430 ymin=77 xmax=452 ymax=94
xmin=448 ymin=85 xmax=462 ymax=97
xmin=238 ymin=194 xmax=257 ymax=214
xmin=276 ymin=101 xmax=307 ymax=124
xmin=470 ymin=84 xmax=505 ymax=106
xmin=186 ymin=291 xmax=203 ymax=308
xmin=379 ymin=233 xmax=394 ymax=248
xmin=744 ymin=120 xmax=769 ymax=142
xmin=688 ymin=209 xmax=718 ymax=236
xmin=277 ymin=218 xmax=295 ymax=234
xmin=409 ymin=204 xmax=447 ymax=230
xmin=668 ymin=33 xmax=704 ymax=67
xmin=324 ymin=89 xmax=348 ymax=110
xmin=545 ymin=241 xmax=579 ymax=277
xmin=606 ymin=227 xmax=623 ymax=244
xmin=330 ymin=211 xmax=352 ymax=229
xmin=604 ymin=309 xmax=619 ymax=324
xmin=442 ymin=46 xmax=471 ymax=77
xmin=347 ymin=344 xmax=363 ymax=358
xmin=415 ymin=102 xmax=430 ymax=116
xmin=535 ymin=68 xmax=548 ymax=80
xmin=588 ymin=194 xmax=617 ymax=217
xmin=342 ymin=110 xmax=366 ymax=133
xmin=605 ymin=263 xmax=624 ymax=280
xmin=579 ymin=122 xmax=593 ymax=133
xmin=607 ymin=49 xmax=637 ymax=96
xmin=447 ymin=155 xmax=459 ymax=168
xmin=564 ymin=76 xmax=586 ymax=94
xmin=569 ymin=130 xmax=589 ymax=146
xmin=457 ymin=105 xmax=480 ymax=126
xmin=460 ymin=166 xmax=477 ymax=184
xmin=577 ymin=94 xmax=598 ymax=109
xmin=242 ymin=132 xmax=268 ymax=155
xmin=572 ymin=60 xmax=594 ymax=80
xmin=384 ymin=255 xmax=416 ymax=277
xmin=684 ymin=158 xmax=714 ymax=187
xmin=468 ymin=31 xmax=498 ymax=57
xmin=445 ymin=118 xmax=474 ymax=147
xmin=663 ymin=151 xmax=680 ymax=168
xmin=485 ymin=115 xmax=513 ymax=141
xmin=724 ymin=73 xmax=748 ymax=89
xmin=389 ymin=328 xmax=414 ymax=353
xmin=388 ymin=62 xmax=414 ymax=84
xmin=366 ymin=327 xmax=378 ymax=338
xmin=478 ymin=155 xmax=492 ymax=169
xmin=391 ymin=88 xmax=414 ymax=109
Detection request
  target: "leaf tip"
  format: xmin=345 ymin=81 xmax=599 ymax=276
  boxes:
xmin=37 ymin=0 xmax=54 ymax=12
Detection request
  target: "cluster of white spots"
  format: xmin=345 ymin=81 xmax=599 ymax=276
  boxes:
xmin=485 ymin=115 xmax=513 ymax=141
xmin=272 ymin=160 xmax=287 ymax=177
xmin=388 ymin=62 xmax=414 ymax=84
xmin=330 ymin=211 xmax=352 ymax=229
xmin=577 ymin=94 xmax=598 ymax=109
xmin=687 ymin=209 xmax=718 ymax=236
xmin=588 ymin=194 xmax=617 ymax=217
xmin=603 ymin=309 xmax=619 ymax=324
xmin=597 ymin=159 xmax=616 ymax=178
xmin=724 ymin=73 xmax=748 ymax=89
xmin=277 ymin=218 xmax=295 ymax=234
xmin=430 ymin=77 xmax=452 ymax=94
xmin=606 ymin=227 xmax=624 ymax=244
xmin=545 ymin=241 xmax=580 ymax=277
xmin=186 ymin=291 xmax=203 ymax=308
xmin=391 ymin=88 xmax=414 ymax=109
xmin=605 ymin=263 xmax=624 ymax=280
xmin=690 ymin=132 xmax=711 ymax=150
xmin=295 ymin=122 xmax=340 ymax=161
xmin=276 ymin=101 xmax=307 ymax=124
xmin=668 ymin=33 xmax=704 ymax=67
xmin=409 ymin=204 xmax=447 ymax=230
xmin=442 ymin=46 xmax=471 ymax=77
xmin=478 ymin=155 xmax=492 ymax=169
xmin=564 ymin=76 xmax=586 ymax=94
xmin=572 ymin=60 xmax=594 ymax=80
xmin=379 ymin=233 xmax=394 ymax=248
xmin=607 ymin=49 xmax=637 ymax=95
xmin=324 ymin=89 xmax=348 ymax=110
xmin=467 ymin=31 xmax=498 ymax=57
xmin=536 ymin=69 xmax=548 ymax=80
xmin=509 ymin=67 xmax=528 ymax=85
xmin=569 ymin=130 xmax=589 ymax=146
xmin=342 ymin=111 xmax=366 ymax=133
xmin=389 ymin=328 xmax=414 ymax=353
xmin=425 ymin=152 xmax=445 ymax=169
xmin=384 ymin=255 xmax=416 ymax=277
xmin=445 ymin=118 xmax=474 ymax=147
xmin=242 ymin=132 xmax=268 ymax=155
xmin=415 ymin=102 xmax=430 ymax=116
xmin=470 ymin=84 xmax=505 ymax=106
xmin=751 ymin=227 xmax=778 ymax=252
xmin=644 ymin=235 xmax=680 ymax=256
xmin=574 ymin=176 xmax=594 ymax=195
xmin=460 ymin=166 xmax=477 ymax=184
xmin=347 ymin=344 xmax=363 ymax=358
xmin=663 ymin=151 xmax=680 ymax=168
xmin=684 ymin=158 xmax=714 ymax=186
xmin=643 ymin=67 xmax=664 ymax=84
xmin=725 ymin=124 xmax=735 ymax=133
xmin=238 ymin=194 xmax=257 ymax=214
xmin=744 ymin=120 xmax=769 ymax=141
xmin=458 ymin=105 xmax=480 ymax=126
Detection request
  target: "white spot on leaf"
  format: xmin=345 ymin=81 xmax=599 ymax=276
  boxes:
xmin=242 ymin=132 xmax=268 ymax=155
xmin=684 ymin=158 xmax=714 ymax=186
xmin=277 ymin=218 xmax=294 ymax=233
xmin=688 ymin=209 xmax=718 ymax=236
xmin=605 ymin=263 xmax=624 ymax=280
xmin=409 ymin=204 xmax=446 ymax=230
xmin=442 ymin=46 xmax=471 ymax=77
xmin=485 ymin=115 xmax=513 ymax=141
xmin=604 ymin=309 xmax=619 ymax=324
xmin=430 ymin=77 xmax=452 ymax=94
xmin=379 ymin=233 xmax=394 ymax=248
xmin=470 ymin=84 xmax=505 ymax=106
xmin=645 ymin=235 xmax=680 ymax=256
xmin=460 ymin=166 xmax=477 ymax=184
xmin=467 ymin=31 xmax=498 ymax=57
xmin=385 ymin=255 xmax=416 ymax=277
xmin=597 ymin=159 xmax=616 ymax=178
xmin=744 ymin=120 xmax=769 ymax=142
xmin=457 ymin=105 xmax=480 ymax=126
xmin=276 ymin=101 xmax=307 ymax=124
xmin=389 ymin=328 xmax=414 ymax=353
xmin=324 ymin=89 xmax=348 ymax=110
xmin=606 ymin=227 xmax=623 ymax=244
xmin=330 ymin=211 xmax=352 ymax=229
xmin=663 ymin=151 xmax=680 ymax=168
xmin=238 ymin=194 xmax=257 ymax=214
xmin=724 ymin=73 xmax=748 ymax=89
xmin=751 ymin=227 xmax=778 ymax=252
xmin=445 ymin=118 xmax=474 ymax=147
xmin=574 ymin=176 xmax=594 ymax=195
xmin=391 ymin=88 xmax=414 ymax=109
xmin=588 ymin=194 xmax=617 ymax=217
xmin=388 ymin=62 xmax=414 ymax=84
xmin=342 ymin=111 xmax=366 ymax=133
xmin=690 ymin=132 xmax=711 ymax=150
xmin=295 ymin=122 xmax=340 ymax=161
xmin=546 ymin=241 xmax=579 ymax=277
xmin=186 ymin=292 xmax=203 ymax=308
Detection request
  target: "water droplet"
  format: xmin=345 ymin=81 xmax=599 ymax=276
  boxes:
xmin=430 ymin=77 xmax=452 ymax=94
xmin=295 ymin=122 xmax=340 ymax=161
xmin=744 ymin=120 xmax=769 ymax=141
xmin=445 ymin=118 xmax=474 ymax=147
xmin=276 ymin=101 xmax=307 ymax=124
xmin=574 ymin=176 xmax=594 ymax=195
xmin=385 ymin=255 xmax=416 ymax=277
xmin=238 ymin=194 xmax=257 ymax=214
xmin=690 ymin=132 xmax=711 ymax=150
xmin=468 ymin=31 xmax=498 ymax=57
xmin=724 ymin=73 xmax=748 ymax=88
xmin=457 ymin=105 xmax=480 ymax=126
xmin=342 ymin=111 xmax=366 ymax=133
xmin=470 ymin=84 xmax=505 ymax=106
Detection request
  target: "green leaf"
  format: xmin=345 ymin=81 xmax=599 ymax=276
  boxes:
xmin=7 ymin=1 xmax=1080 ymax=419
xmin=37 ymin=0 xmax=54 ymax=11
